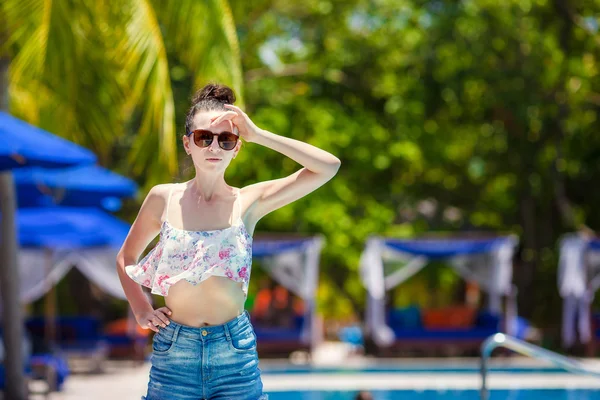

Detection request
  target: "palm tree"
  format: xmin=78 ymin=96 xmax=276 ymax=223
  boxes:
xmin=1 ymin=1 xmax=242 ymax=398
xmin=3 ymin=0 xmax=242 ymax=185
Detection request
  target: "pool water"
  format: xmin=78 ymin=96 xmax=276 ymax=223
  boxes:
xmin=261 ymin=365 xmax=569 ymax=374
xmin=266 ymin=389 xmax=600 ymax=400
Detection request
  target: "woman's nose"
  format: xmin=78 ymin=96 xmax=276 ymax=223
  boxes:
xmin=208 ymin=137 xmax=221 ymax=152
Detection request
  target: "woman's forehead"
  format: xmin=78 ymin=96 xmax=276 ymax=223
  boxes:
xmin=192 ymin=111 xmax=235 ymax=132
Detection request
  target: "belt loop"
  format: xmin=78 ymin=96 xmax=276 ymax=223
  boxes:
xmin=224 ymin=322 xmax=231 ymax=342
xmin=171 ymin=323 xmax=181 ymax=343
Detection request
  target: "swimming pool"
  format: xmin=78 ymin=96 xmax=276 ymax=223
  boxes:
xmin=266 ymin=389 xmax=600 ymax=399
xmin=261 ymin=362 xmax=600 ymax=399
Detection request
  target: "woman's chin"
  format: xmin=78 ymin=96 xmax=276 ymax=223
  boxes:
xmin=195 ymin=161 xmax=228 ymax=171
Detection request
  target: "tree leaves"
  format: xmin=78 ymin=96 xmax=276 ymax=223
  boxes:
xmin=2 ymin=0 xmax=241 ymax=188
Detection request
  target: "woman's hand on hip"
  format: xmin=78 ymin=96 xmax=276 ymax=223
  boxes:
xmin=137 ymin=306 xmax=172 ymax=332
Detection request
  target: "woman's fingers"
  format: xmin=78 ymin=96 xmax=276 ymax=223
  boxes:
xmin=146 ymin=321 xmax=159 ymax=333
xmin=153 ymin=311 xmax=170 ymax=326
xmin=210 ymin=111 xmax=237 ymax=126
xmin=228 ymin=120 xmax=239 ymax=135
xmin=156 ymin=306 xmax=172 ymax=316
xmin=139 ymin=307 xmax=171 ymax=332
xmin=223 ymin=104 xmax=244 ymax=115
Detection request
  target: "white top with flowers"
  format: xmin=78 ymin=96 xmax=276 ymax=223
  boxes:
xmin=125 ymin=187 xmax=252 ymax=297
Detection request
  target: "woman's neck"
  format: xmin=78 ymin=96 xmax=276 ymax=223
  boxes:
xmin=189 ymin=170 xmax=229 ymax=201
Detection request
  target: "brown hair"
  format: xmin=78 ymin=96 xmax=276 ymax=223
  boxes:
xmin=185 ymin=83 xmax=236 ymax=134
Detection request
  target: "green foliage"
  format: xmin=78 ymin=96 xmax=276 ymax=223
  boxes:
xmin=228 ymin=0 xmax=600 ymax=326
xmin=7 ymin=0 xmax=600 ymax=333
xmin=2 ymin=0 xmax=242 ymax=188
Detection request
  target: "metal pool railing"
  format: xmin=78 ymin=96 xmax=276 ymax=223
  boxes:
xmin=480 ymin=333 xmax=600 ymax=400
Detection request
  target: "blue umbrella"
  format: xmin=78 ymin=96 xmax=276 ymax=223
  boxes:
xmin=13 ymin=165 xmax=138 ymax=210
xmin=0 ymin=112 xmax=95 ymax=399
xmin=0 ymin=112 xmax=96 ymax=170
xmin=17 ymin=207 xmax=130 ymax=249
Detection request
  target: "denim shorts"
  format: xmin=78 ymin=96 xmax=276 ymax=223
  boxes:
xmin=142 ymin=310 xmax=268 ymax=400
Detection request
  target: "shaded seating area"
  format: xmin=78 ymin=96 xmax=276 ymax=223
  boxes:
xmin=558 ymin=234 xmax=600 ymax=355
xmin=24 ymin=314 xmax=149 ymax=365
xmin=0 ymin=354 xmax=70 ymax=393
xmin=250 ymin=235 xmax=324 ymax=357
xmin=19 ymin=253 xmax=146 ymax=370
xmin=25 ymin=316 xmax=108 ymax=359
xmin=0 ymin=328 xmax=70 ymax=393
xmin=359 ymin=235 xmax=519 ymax=356
xmin=13 ymin=208 xmax=139 ymax=381
xmin=382 ymin=305 xmax=505 ymax=355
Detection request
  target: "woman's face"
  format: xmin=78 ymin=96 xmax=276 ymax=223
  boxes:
xmin=183 ymin=110 xmax=241 ymax=172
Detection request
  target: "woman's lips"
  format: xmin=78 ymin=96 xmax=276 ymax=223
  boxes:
xmin=206 ymin=158 xmax=221 ymax=162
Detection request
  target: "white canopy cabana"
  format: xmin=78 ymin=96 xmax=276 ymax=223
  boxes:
xmin=253 ymin=236 xmax=324 ymax=348
xmin=8 ymin=207 xmax=131 ymax=306
xmin=359 ymin=235 xmax=519 ymax=347
xmin=558 ymin=234 xmax=600 ymax=348
xmin=17 ymin=248 xmax=126 ymax=304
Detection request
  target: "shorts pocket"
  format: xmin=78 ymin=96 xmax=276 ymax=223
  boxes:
xmin=152 ymin=329 xmax=176 ymax=354
xmin=230 ymin=326 xmax=257 ymax=353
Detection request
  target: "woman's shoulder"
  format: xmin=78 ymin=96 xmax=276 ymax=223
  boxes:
xmin=142 ymin=183 xmax=183 ymax=209
xmin=140 ymin=183 xmax=183 ymax=222
xmin=147 ymin=183 xmax=178 ymax=198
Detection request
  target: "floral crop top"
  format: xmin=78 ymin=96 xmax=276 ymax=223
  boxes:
xmin=125 ymin=185 xmax=253 ymax=297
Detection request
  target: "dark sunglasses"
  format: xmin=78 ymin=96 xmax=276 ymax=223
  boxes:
xmin=187 ymin=129 xmax=239 ymax=151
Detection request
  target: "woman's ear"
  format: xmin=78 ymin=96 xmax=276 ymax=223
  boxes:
xmin=233 ymin=140 xmax=242 ymax=159
xmin=183 ymin=134 xmax=191 ymax=155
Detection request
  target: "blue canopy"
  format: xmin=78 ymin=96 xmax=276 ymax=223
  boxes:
xmin=252 ymin=238 xmax=316 ymax=257
xmin=589 ymin=239 xmax=600 ymax=251
xmin=361 ymin=235 xmax=519 ymax=347
xmin=17 ymin=207 xmax=129 ymax=249
xmin=383 ymin=236 xmax=516 ymax=259
xmin=14 ymin=165 xmax=137 ymax=209
xmin=0 ymin=112 xmax=96 ymax=170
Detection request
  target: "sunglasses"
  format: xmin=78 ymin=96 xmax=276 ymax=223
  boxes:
xmin=187 ymin=129 xmax=239 ymax=151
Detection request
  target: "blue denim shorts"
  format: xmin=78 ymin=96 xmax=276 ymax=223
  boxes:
xmin=143 ymin=310 xmax=268 ymax=400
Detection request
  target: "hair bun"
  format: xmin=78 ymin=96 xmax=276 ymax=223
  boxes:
xmin=193 ymin=83 xmax=236 ymax=105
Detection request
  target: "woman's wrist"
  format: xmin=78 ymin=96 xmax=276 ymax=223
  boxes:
xmin=250 ymin=128 xmax=273 ymax=145
xmin=131 ymin=300 xmax=154 ymax=318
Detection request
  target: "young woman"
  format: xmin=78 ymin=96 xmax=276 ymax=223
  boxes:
xmin=116 ymin=83 xmax=340 ymax=400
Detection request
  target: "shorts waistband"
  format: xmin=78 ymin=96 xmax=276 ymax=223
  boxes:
xmin=159 ymin=310 xmax=251 ymax=342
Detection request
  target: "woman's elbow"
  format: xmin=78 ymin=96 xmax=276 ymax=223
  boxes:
xmin=116 ymin=250 xmax=126 ymax=271
xmin=327 ymin=157 xmax=341 ymax=177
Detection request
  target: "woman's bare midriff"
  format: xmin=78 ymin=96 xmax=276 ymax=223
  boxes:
xmin=165 ymin=276 xmax=246 ymax=327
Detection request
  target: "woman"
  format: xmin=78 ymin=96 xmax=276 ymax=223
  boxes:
xmin=116 ymin=83 xmax=341 ymax=400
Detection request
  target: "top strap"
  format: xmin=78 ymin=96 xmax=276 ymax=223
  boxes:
xmin=236 ymin=188 xmax=243 ymax=222
xmin=162 ymin=184 xmax=176 ymax=223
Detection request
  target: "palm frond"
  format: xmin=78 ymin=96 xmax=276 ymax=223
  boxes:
xmin=4 ymin=0 xmax=127 ymax=161
xmin=117 ymin=0 xmax=177 ymax=178
xmin=3 ymin=0 xmax=243 ymax=185
xmin=152 ymin=0 xmax=244 ymax=104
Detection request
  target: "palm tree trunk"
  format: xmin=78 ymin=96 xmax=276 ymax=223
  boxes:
xmin=0 ymin=52 xmax=28 ymax=399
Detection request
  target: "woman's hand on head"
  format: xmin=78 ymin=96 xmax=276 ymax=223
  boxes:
xmin=136 ymin=306 xmax=172 ymax=333
xmin=210 ymin=104 xmax=262 ymax=143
